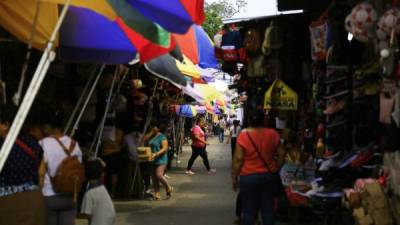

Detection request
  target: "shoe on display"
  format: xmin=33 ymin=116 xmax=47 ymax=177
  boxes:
xmin=323 ymin=100 xmax=346 ymax=115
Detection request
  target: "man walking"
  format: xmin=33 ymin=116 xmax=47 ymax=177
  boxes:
xmin=218 ymin=118 xmax=226 ymax=143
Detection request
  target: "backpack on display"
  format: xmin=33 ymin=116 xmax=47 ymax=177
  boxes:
xmin=51 ymin=138 xmax=84 ymax=201
xmin=262 ymin=21 xmax=284 ymax=55
xmin=244 ymin=28 xmax=261 ymax=56
xmin=247 ymin=55 xmax=267 ymax=78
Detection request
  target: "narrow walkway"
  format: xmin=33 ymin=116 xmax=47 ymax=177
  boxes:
xmin=78 ymin=137 xmax=237 ymax=225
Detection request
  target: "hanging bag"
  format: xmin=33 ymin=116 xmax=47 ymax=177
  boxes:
xmin=243 ymin=28 xmax=261 ymax=56
xmin=51 ymin=138 xmax=84 ymax=202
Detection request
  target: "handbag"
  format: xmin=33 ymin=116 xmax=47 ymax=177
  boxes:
xmin=246 ymin=131 xmax=285 ymax=196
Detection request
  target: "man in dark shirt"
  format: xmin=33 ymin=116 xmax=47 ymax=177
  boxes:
xmin=0 ymin=106 xmax=46 ymax=225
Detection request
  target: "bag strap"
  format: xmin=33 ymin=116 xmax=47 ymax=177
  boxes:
xmin=53 ymin=137 xmax=76 ymax=157
xmin=246 ymin=131 xmax=272 ymax=173
xmin=15 ymin=139 xmax=37 ymax=160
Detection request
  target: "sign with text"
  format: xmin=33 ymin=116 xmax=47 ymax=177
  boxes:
xmin=264 ymin=79 xmax=298 ymax=110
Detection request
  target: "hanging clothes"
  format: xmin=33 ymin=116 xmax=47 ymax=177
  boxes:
xmin=221 ymin=28 xmax=245 ymax=62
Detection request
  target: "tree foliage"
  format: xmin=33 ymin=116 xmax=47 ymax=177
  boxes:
xmin=203 ymin=0 xmax=247 ymax=37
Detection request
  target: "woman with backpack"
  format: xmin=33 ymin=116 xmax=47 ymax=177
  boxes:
xmin=40 ymin=121 xmax=83 ymax=225
xmin=231 ymin=110 xmax=286 ymax=225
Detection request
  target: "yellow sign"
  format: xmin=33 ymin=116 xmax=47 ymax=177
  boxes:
xmin=264 ymin=80 xmax=298 ymax=110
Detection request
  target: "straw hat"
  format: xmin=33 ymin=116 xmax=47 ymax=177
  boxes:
xmin=132 ymin=79 xmax=146 ymax=89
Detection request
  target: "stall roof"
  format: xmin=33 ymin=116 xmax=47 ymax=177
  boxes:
xmin=222 ymin=10 xmax=304 ymax=24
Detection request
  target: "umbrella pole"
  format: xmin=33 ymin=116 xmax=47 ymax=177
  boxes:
xmin=0 ymin=0 xmax=71 ymax=173
xmin=88 ymin=68 xmax=128 ymax=155
xmin=63 ymin=65 xmax=101 ymax=135
xmin=13 ymin=0 xmax=42 ymax=106
xmin=130 ymin=78 xmax=159 ymax=195
xmin=67 ymin=64 xmax=106 ymax=137
xmin=93 ymin=67 xmax=119 ymax=158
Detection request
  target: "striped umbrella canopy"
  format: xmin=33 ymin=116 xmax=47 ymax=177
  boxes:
xmin=0 ymin=0 xmax=205 ymax=63
xmin=173 ymin=25 xmax=218 ymax=69
xmin=127 ymin=0 xmax=205 ymax=34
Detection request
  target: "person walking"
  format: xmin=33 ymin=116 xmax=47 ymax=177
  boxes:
xmin=186 ymin=118 xmax=216 ymax=175
xmin=227 ymin=120 xmax=241 ymax=157
xmin=0 ymin=107 xmax=46 ymax=225
xmin=144 ymin=123 xmax=173 ymax=200
xmin=40 ymin=121 xmax=83 ymax=225
xmin=231 ymin=110 xmax=285 ymax=225
xmin=218 ymin=118 xmax=226 ymax=143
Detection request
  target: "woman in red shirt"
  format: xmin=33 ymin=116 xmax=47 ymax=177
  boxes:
xmin=231 ymin=110 xmax=285 ymax=225
xmin=186 ymin=118 xmax=216 ymax=175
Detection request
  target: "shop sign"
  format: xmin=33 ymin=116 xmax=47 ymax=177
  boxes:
xmin=264 ymin=79 xmax=298 ymax=110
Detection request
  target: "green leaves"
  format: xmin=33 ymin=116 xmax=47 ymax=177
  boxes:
xmin=203 ymin=0 xmax=247 ymax=36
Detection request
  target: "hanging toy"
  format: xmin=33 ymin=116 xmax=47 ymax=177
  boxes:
xmin=351 ymin=2 xmax=378 ymax=30
xmin=316 ymin=138 xmax=325 ymax=158
xmin=348 ymin=2 xmax=377 ymax=43
xmin=378 ymin=8 xmax=400 ymax=35
xmin=345 ymin=14 xmax=353 ymax=34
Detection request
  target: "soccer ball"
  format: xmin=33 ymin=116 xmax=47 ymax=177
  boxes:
xmin=351 ymin=2 xmax=377 ymax=29
xmin=378 ymin=8 xmax=400 ymax=34
xmin=345 ymin=14 xmax=353 ymax=33
xmin=352 ymin=26 xmax=374 ymax=43
xmin=376 ymin=28 xmax=389 ymax=41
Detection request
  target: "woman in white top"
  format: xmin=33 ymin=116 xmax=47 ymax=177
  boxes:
xmin=226 ymin=120 xmax=241 ymax=158
xmin=40 ymin=123 xmax=82 ymax=225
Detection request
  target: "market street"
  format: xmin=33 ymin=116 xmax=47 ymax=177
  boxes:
xmin=76 ymin=137 xmax=237 ymax=225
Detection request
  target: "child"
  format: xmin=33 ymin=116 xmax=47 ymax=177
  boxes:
xmin=79 ymin=159 xmax=116 ymax=225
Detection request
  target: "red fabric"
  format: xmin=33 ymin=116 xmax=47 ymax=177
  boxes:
xmin=173 ymin=28 xmax=199 ymax=64
xmin=238 ymin=47 xmax=247 ymax=62
xmin=286 ymin=187 xmax=309 ymax=207
xmin=215 ymin=47 xmax=223 ymax=60
xmin=179 ymin=0 xmax=205 ymax=24
xmin=116 ymin=17 xmax=176 ymax=63
xmin=192 ymin=77 xmax=206 ymax=84
xmin=237 ymin=129 xmax=280 ymax=176
xmin=191 ymin=125 xmax=206 ymax=148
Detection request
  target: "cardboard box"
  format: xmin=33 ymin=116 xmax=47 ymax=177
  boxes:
xmin=137 ymin=147 xmax=153 ymax=162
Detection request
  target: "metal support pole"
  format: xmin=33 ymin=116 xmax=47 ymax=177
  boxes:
xmin=13 ymin=0 xmax=41 ymax=106
xmin=68 ymin=64 xmax=106 ymax=137
xmin=93 ymin=68 xmax=119 ymax=158
xmin=63 ymin=65 xmax=101 ymax=135
xmin=130 ymin=79 xmax=159 ymax=194
xmin=0 ymin=0 xmax=71 ymax=173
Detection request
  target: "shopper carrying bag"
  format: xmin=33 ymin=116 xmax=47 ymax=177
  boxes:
xmin=232 ymin=110 xmax=286 ymax=225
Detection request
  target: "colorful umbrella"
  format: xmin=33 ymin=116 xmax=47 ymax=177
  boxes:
xmin=193 ymin=83 xmax=223 ymax=102
xmin=173 ymin=25 xmax=218 ymax=69
xmin=1 ymin=0 xmax=205 ymax=63
xmin=195 ymin=105 xmax=207 ymax=114
xmin=145 ymin=53 xmax=202 ymax=86
xmin=127 ymin=0 xmax=205 ymax=34
xmin=60 ymin=6 xmax=137 ymax=64
xmin=178 ymin=105 xmax=197 ymax=118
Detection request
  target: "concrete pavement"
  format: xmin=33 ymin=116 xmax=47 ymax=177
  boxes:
xmin=77 ymin=137 xmax=238 ymax=225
